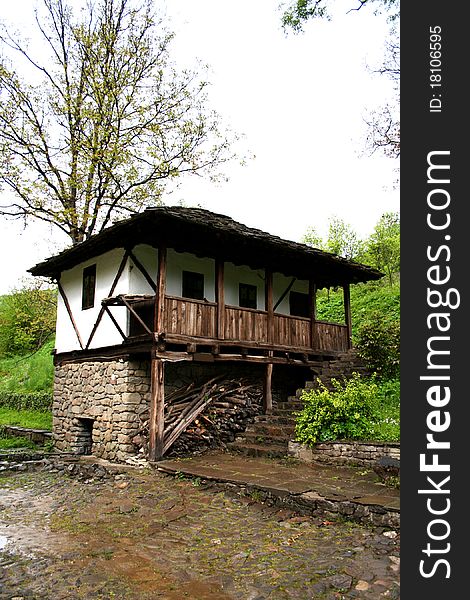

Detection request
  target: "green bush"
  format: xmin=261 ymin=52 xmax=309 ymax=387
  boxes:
xmin=0 ymin=339 xmax=55 ymax=393
xmin=295 ymin=373 xmax=400 ymax=445
xmin=356 ymin=313 xmax=400 ymax=378
xmin=0 ymin=284 xmax=56 ymax=357
xmin=0 ymin=391 xmax=52 ymax=412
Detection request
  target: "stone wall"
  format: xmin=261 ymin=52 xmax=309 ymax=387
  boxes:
xmin=53 ymin=359 xmax=151 ymax=462
xmin=288 ymin=440 xmax=400 ymax=467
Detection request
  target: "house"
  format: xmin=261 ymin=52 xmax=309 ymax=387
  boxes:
xmin=29 ymin=206 xmax=382 ymax=461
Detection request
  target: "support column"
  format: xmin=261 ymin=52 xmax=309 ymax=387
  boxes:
xmin=265 ymin=269 xmax=273 ymax=345
xmin=148 ymin=357 xmax=165 ymax=461
xmin=263 ymin=360 xmax=273 ymax=415
xmin=343 ymin=283 xmax=352 ymax=349
xmin=309 ymin=279 xmax=317 ymax=349
xmin=154 ymin=245 xmax=167 ymax=334
xmin=216 ymin=258 xmax=225 ymax=340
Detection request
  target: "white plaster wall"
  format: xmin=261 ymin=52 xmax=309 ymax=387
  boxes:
xmin=273 ymin=274 xmax=309 ymax=315
xmin=129 ymin=244 xmax=158 ymax=294
xmin=224 ymin=262 xmax=265 ymax=309
xmin=166 ymin=249 xmax=216 ymax=301
xmin=55 ymin=248 xmax=130 ymax=353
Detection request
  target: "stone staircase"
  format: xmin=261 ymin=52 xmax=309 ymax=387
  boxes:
xmin=228 ymin=349 xmax=368 ymax=458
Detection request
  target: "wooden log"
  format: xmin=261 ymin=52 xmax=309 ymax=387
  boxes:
xmin=263 ymin=360 xmax=273 ymax=415
xmin=148 ymin=358 xmax=165 ymax=461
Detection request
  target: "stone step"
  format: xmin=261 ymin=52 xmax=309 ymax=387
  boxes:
xmin=228 ymin=441 xmax=289 ymax=459
xmin=245 ymin=422 xmax=295 ymax=437
xmin=236 ymin=431 xmax=291 ymax=447
xmin=255 ymin=414 xmax=296 ymax=425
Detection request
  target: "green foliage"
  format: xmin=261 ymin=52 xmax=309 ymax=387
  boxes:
xmin=303 ymin=216 xmax=364 ymax=261
xmin=0 ymin=407 xmax=52 ymax=430
xmin=0 ymin=340 xmax=55 ymax=393
xmin=362 ymin=212 xmax=400 ymax=286
xmin=0 ymin=390 xmax=52 ymax=412
xmin=0 ymin=431 xmax=38 ymax=450
xmin=356 ymin=312 xmax=400 ymax=379
xmin=295 ymin=374 xmax=399 ymax=445
xmin=0 ymin=283 xmax=56 ymax=356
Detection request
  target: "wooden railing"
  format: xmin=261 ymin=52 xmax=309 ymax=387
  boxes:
xmin=224 ymin=306 xmax=268 ymax=343
xmin=165 ymin=295 xmax=216 ymax=338
xmin=161 ymin=296 xmax=348 ymax=352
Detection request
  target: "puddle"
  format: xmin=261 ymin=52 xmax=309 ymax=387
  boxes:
xmin=0 ymin=534 xmax=8 ymax=549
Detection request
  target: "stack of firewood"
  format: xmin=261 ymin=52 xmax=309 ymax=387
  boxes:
xmin=136 ymin=377 xmax=263 ymax=458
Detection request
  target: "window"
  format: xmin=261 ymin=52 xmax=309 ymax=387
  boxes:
xmin=182 ymin=270 xmax=204 ymax=300
xmin=289 ymin=291 xmax=309 ymax=318
xmin=239 ymin=283 xmax=257 ymax=309
xmin=82 ymin=264 xmax=96 ymax=310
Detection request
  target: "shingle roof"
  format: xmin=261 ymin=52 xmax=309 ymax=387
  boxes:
xmin=29 ymin=206 xmax=383 ymax=287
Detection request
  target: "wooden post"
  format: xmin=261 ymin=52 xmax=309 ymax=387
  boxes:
xmin=154 ymin=245 xmax=167 ymax=334
xmin=263 ymin=360 xmax=273 ymax=415
xmin=343 ymin=283 xmax=352 ymax=349
xmin=309 ymin=279 xmax=317 ymax=349
xmin=148 ymin=357 xmax=165 ymax=461
xmin=216 ymin=259 xmax=225 ymax=340
xmin=265 ymin=269 xmax=273 ymax=345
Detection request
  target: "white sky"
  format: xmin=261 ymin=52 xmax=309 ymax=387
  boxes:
xmin=0 ymin=0 xmax=399 ymax=295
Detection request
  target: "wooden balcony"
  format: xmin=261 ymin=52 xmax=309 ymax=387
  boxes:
xmin=124 ymin=295 xmax=349 ymax=355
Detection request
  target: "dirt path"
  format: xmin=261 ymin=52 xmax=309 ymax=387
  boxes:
xmin=0 ymin=467 xmax=399 ymax=599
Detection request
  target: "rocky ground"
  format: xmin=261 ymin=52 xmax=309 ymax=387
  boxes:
xmin=0 ymin=461 xmax=399 ymax=599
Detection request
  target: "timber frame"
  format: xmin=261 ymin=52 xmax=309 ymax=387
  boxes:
xmin=30 ymin=207 xmax=383 ymax=460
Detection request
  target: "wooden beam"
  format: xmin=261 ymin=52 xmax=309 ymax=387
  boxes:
xmin=128 ymin=248 xmax=157 ymax=292
xmin=265 ymin=269 xmax=274 ymax=345
xmin=273 ymin=277 xmax=296 ymax=311
xmin=343 ymin=284 xmax=352 ymax=349
xmin=58 ymin=281 xmax=84 ymax=349
xmin=154 ymin=245 xmax=167 ymax=334
xmin=263 ymin=360 xmax=273 ymax=415
xmin=148 ymin=358 xmax=165 ymax=461
xmin=103 ymin=306 xmax=127 ymax=341
xmin=215 ymin=259 xmax=225 ymax=340
xmin=309 ymin=279 xmax=317 ymax=350
xmin=86 ymin=249 xmax=130 ymax=349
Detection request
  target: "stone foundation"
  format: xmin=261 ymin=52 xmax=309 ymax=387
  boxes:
xmin=288 ymin=440 xmax=400 ymax=468
xmin=53 ymin=359 xmax=151 ymax=462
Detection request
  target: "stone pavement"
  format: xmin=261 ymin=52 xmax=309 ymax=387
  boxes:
xmin=156 ymin=451 xmax=400 ymax=529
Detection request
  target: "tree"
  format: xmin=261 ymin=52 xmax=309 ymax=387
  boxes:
xmin=0 ymin=0 xmax=237 ymax=244
xmin=281 ymin=0 xmax=400 ymax=158
xmin=0 ymin=280 xmax=57 ymax=356
xmin=303 ymin=216 xmax=364 ymax=261
xmin=363 ymin=211 xmax=399 ymax=285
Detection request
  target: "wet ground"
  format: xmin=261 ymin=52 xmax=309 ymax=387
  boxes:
xmin=0 ymin=465 xmax=399 ymax=599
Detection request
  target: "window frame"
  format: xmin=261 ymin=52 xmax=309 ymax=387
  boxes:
xmin=82 ymin=264 xmax=97 ymax=310
xmin=289 ymin=290 xmax=310 ymax=318
xmin=182 ymin=270 xmax=205 ymax=300
xmin=239 ymin=282 xmax=258 ymax=310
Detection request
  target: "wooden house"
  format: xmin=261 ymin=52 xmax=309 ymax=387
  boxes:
xmin=30 ymin=207 xmax=382 ymax=461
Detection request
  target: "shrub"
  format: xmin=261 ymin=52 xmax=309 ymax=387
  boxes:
xmin=355 ymin=312 xmax=400 ymax=379
xmin=295 ymin=373 xmax=400 ymax=445
xmin=0 ymin=391 xmax=52 ymax=412
xmin=295 ymin=373 xmax=378 ymax=444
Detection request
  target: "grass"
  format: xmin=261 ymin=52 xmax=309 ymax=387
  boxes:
xmin=0 ymin=434 xmax=38 ymax=450
xmin=0 ymin=340 xmax=54 ymax=393
xmin=0 ymin=407 xmax=52 ymax=430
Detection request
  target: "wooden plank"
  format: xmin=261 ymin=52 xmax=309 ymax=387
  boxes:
xmin=155 ymin=246 xmax=167 ymax=334
xmin=216 ymin=259 xmax=225 ymax=340
xmin=265 ymin=269 xmax=273 ymax=344
xmin=309 ymin=280 xmax=317 ymax=349
xmin=343 ymin=284 xmax=352 ymax=349
xmin=148 ymin=358 xmax=165 ymax=461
